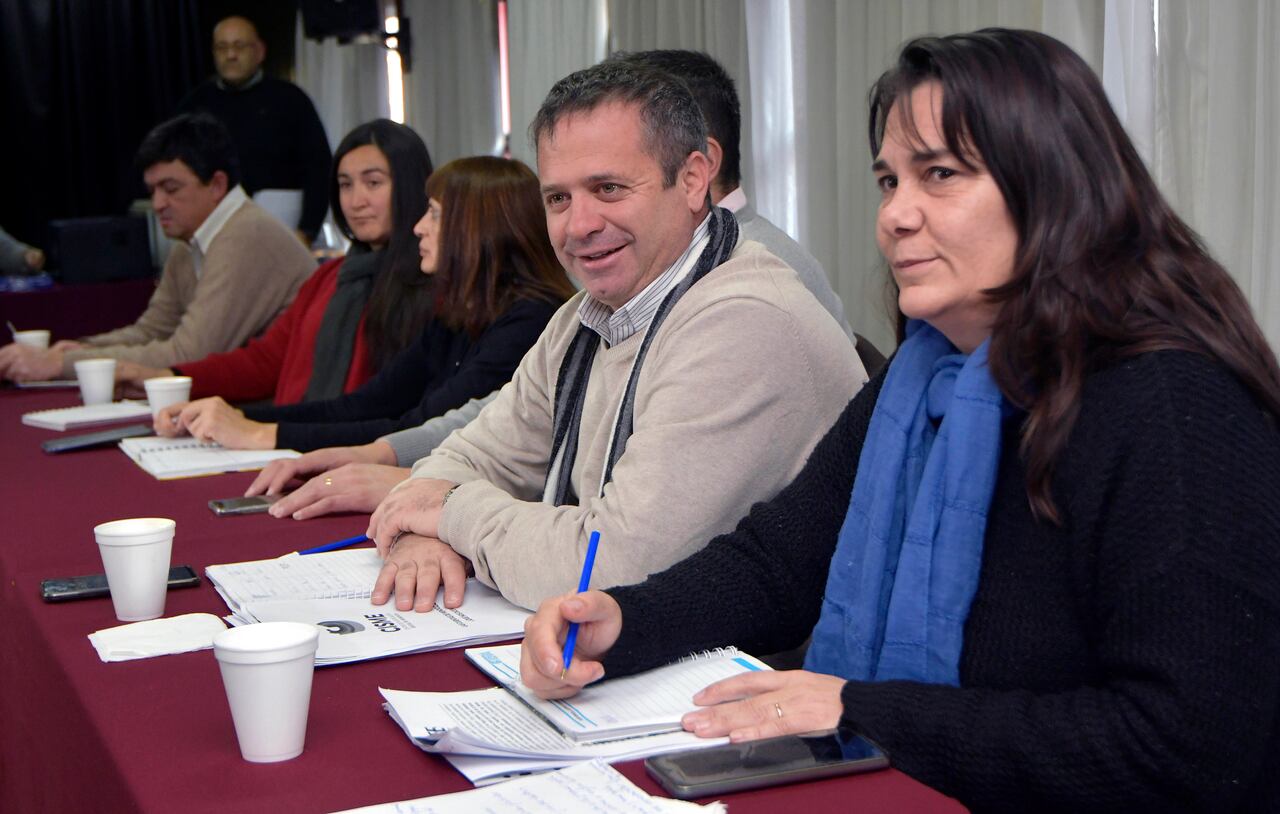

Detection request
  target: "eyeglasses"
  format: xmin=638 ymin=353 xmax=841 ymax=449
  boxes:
xmin=214 ymin=41 xmax=255 ymax=56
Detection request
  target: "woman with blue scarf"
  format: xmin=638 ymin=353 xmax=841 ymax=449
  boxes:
xmin=518 ymin=28 xmax=1280 ymax=813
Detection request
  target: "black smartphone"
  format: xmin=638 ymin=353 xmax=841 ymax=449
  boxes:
xmin=208 ymin=495 xmax=281 ymax=516
xmin=645 ymin=729 xmax=889 ymax=799
xmin=40 ymin=565 xmax=201 ymax=602
xmin=41 ymin=423 xmax=154 ymax=454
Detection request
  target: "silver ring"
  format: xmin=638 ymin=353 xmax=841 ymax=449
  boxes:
xmin=390 ymin=530 xmax=407 ymax=549
xmin=773 ymin=702 xmax=783 ymax=719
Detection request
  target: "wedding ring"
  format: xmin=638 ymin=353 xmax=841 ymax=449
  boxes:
xmin=773 ymin=702 xmax=784 ymax=719
xmin=324 ymin=477 xmax=333 ymax=486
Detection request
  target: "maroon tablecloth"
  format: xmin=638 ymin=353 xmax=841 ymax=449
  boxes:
xmin=0 ymin=278 xmax=156 ymax=341
xmin=0 ymin=388 xmax=966 ymax=813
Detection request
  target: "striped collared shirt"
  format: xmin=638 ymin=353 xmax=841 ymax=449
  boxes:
xmin=577 ymin=213 xmax=713 ymax=346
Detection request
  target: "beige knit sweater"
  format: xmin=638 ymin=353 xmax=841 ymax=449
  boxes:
xmin=410 ymin=239 xmax=866 ymax=609
xmin=62 ymin=200 xmax=314 ymax=375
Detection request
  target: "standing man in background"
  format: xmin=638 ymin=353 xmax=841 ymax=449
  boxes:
xmin=179 ymin=15 xmax=331 ymax=243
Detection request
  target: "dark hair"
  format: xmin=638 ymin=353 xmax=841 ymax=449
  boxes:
xmin=869 ymin=28 xmax=1280 ymax=523
xmin=426 ymin=156 xmax=576 ymax=336
xmin=331 ymin=119 xmax=434 ymax=368
xmin=611 ymin=50 xmax=741 ymax=190
xmin=135 ymin=113 xmax=241 ymax=188
xmin=529 ymin=61 xmax=706 ymax=186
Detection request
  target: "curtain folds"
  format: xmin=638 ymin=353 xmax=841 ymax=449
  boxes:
xmin=0 ymin=0 xmax=205 ymax=244
xmin=506 ymin=0 xmax=608 ymax=167
xmin=293 ymin=13 xmax=390 ymax=152
xmin=1155 ymin=0 xmax=1280 ymax=349
xmin=402 ymin=0 xmax=502 ymax=165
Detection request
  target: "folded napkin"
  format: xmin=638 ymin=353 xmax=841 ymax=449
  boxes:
xmin=88 ymin=613 xmax=228 ymax=662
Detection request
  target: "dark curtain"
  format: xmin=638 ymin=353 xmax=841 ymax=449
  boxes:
xmin=0 ymin=0 xmax=206 ymax=248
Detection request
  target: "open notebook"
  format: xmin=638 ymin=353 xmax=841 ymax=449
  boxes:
xmin=466 ymin=643 xmax=769 ymax=743
xmin=119 ymin=435 xmax=300 ymax=479
xmin=22 ymin=400 xmax=152 ymax=430
xmin=379 ymin=645 xmax=768 ymax=784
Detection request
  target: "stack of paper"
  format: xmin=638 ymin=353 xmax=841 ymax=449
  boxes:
xmin=380 ymin=644 xmax=771 ymax=785
xmin=119 ymin=435 xmax=301 ymax=479
xmin=332 ymin=759 xmax=723 ymax=813
xmin=206 ymin=549 xmax=529 ymax=666
xmin=22 ymin=400 xmax=152 ymax=430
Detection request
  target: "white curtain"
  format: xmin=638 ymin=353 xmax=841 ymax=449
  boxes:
xmin=746 ymin=0 xmax=1104 ymax=355
xmin=293 ymin=13 xmax=390 ymax=152
xmin=402 ymin=0 xmax=502 ymax=165
xmin=1153 ymin=0 xmax=1280 ymax=350
xmin=607 ymin=0 xmax=754 ymax=198
xmin=506 ymin=0 xmax=608 ymax=168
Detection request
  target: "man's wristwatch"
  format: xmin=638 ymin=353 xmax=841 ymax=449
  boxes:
xmin=440 ymin=483 xmax=461 ymax=507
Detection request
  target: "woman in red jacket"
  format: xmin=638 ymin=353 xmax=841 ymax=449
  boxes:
xmin=117 ymin=119 xmax=434 ymax=404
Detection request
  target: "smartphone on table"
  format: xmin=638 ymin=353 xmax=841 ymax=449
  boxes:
xmin=40 ymin=565 xmax=201 ymax=602
xmin=645 ymin=728 xmax=888 ymax=799
xmin=208 ymin=494 xmax=281 ymax=515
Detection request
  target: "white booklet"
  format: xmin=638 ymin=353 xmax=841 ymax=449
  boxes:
xmin=119 ymin=435 xmax=300 ymax=479
xmin=22 ymin=400 xmax=152 ymax=430
xmin=244 ymin=593 xmax=529 ymax=666
xmin=330 ymin=759 xmax=722 ymax=813
xmin=467 ymin=643 xmax=770 ymax=743
xmin=379 ymin=645 xmax=769 ymax=785
xmin=207 ymin=548 xmax=385 ymax=618
xmin=206 ymin=549 xmax=528 ymax=666
xmin=380 ymin=686 xmax=730 ymax=786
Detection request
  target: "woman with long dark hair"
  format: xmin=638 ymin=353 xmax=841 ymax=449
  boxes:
xmin=118 ymin=119 xmax=433 ymax=403
xmin=159 ymin=156 xmax=575 ymax=451
xmin=519 ymin=29 xmax=1280 ymax=811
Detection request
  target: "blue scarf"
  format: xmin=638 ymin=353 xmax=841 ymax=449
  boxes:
xmin=804 ymin=321 xmax=1008 ymax=686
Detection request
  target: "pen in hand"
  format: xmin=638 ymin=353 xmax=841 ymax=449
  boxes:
xmin=561 ymin=530 xmax=601 ymax=680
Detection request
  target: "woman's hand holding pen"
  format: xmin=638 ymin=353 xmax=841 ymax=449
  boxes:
xmin=520 ymin=590 xmax=622 ymax=699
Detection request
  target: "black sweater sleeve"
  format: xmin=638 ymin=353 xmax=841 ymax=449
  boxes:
xmin=602 ymin=369 xmax=885 ymax=675
xmin=246 ymin=299 xmax=555 ymax=452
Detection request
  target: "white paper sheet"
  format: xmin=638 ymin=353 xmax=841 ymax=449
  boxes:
xmin=329 ymin=759 xmax=723 ymax=813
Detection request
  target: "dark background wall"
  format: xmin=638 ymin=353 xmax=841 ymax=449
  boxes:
xmin=0 ymin=1 xmax=300 ymax=250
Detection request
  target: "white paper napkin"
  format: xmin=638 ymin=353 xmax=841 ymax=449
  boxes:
xmin=88 ymin=613 xmax=228 ymax=662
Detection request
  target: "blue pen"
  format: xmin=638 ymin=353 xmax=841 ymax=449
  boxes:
xmin=299 ymin=534 xmax=369 ymax=556
xmin=561 ymin=530 xmax=601 ymax=679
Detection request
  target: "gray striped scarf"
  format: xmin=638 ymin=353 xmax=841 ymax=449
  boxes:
xmin=542 ymin=206 xmax=739 ymax=506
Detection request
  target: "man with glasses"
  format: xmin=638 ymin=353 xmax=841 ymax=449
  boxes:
xmin=179 ymin=15 xmax=331 ymax=243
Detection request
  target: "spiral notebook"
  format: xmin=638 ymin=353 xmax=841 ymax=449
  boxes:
xmin=22 ymin=400 xmax=152 ymax=430
xmin=464 ymin=643 xmax=770 ymax=744
xmin=118 ymin=435 xmax=300 ymax=480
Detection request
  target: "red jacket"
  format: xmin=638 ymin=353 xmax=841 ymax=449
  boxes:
xmin=176 ymin=258 xmax=376 ymax=405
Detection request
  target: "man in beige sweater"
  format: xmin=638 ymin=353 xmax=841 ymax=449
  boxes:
xmin=0 ymin=113 xmax=313 ymax=382
xmin=365 ymin=62 xmax=865 ymax=611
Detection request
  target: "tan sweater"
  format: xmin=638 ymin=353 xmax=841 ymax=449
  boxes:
xmin=409 ymin=239 xmax=867 ymax=609
xmin=62 ymin=201 xmax=314 ymax=375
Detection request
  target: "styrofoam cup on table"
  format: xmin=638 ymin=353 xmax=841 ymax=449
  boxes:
xmin=74 ymin=358 xmax=116 ymax=405
xmin=13 ymin=329 xmax=50 ymax=349
xmin=94 ymin=517 xmax=175 ymax=622
xmin=143 ymin=376 xmax=193 ymax=417
xmin=213 ymin=622 xmax=320 ymax=763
